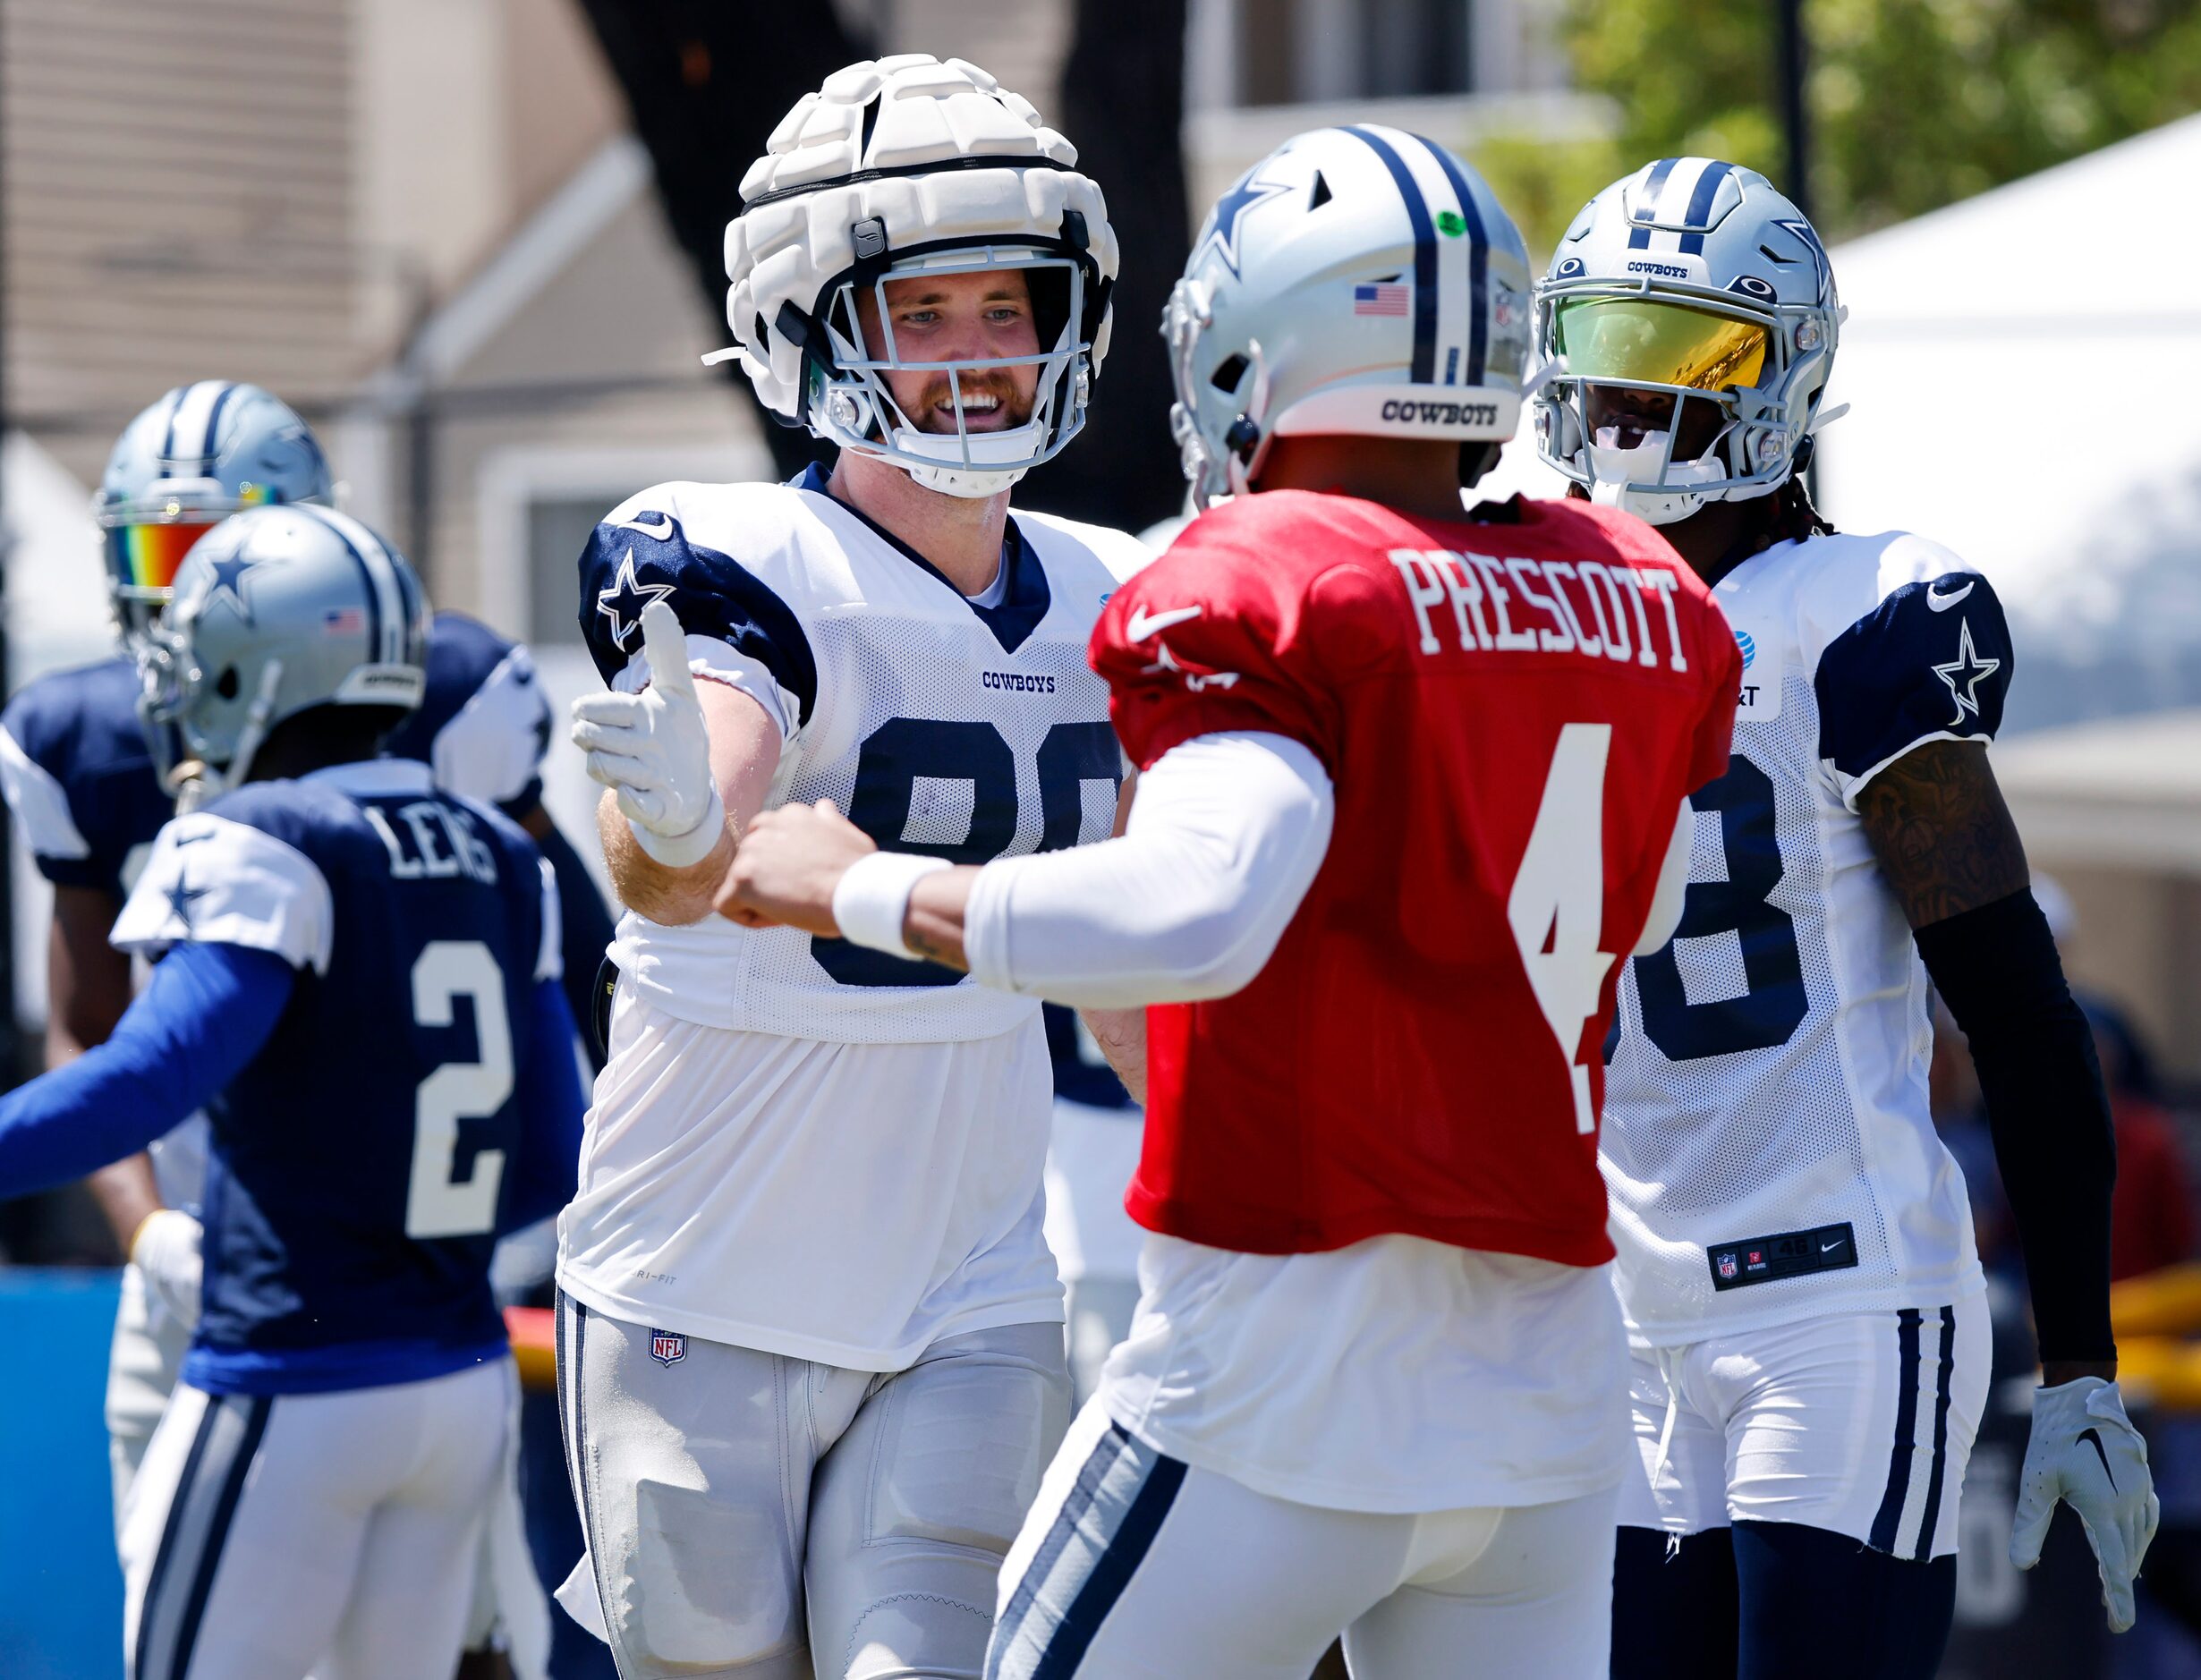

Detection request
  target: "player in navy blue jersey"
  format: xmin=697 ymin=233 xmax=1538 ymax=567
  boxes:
xmin=0 ymin=382 xmax=336 ymax=1522
xmin=0 ymin=503 xmax=586 ymax=1680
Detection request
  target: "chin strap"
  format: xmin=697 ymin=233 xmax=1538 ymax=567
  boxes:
xmin=188 ymin=658 xmax=288 ymax=807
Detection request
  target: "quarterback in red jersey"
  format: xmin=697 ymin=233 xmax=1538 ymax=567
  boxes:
xmin=719 ymin=125 xmax=1739 ymax=1679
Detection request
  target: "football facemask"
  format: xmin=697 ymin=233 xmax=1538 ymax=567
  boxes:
xmin=806 ymin=250 xmax=1093 ymax=496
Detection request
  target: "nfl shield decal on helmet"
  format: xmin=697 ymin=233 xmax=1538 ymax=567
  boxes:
xmin=650 ymin=1328 xmax=687 ymax=1366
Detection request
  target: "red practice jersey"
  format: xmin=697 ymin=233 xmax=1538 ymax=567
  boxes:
xmin=1092 ymin=488 xmax=1741 ymax=1265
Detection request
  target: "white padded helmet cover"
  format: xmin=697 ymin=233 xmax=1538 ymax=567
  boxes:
xmin=724 ymin=55 xmax=1119 ymax=427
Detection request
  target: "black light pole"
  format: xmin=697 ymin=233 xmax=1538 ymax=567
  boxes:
xmin=1777 ymin=0 xmax=1823 ymax=504
xmin=1777 ymin=0 xmax=1812 ymax=218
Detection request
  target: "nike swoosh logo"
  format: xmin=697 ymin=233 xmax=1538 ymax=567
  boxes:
xmin=2078 ymin=1427 xmax=2118 ymax=1490
xmin=621 ymin=513 xmax=676 ymax=539
xmin=1926 ymin=581 xmax=1975 ymax=612
xmin=1821 ymin=1240 xmax=1844 ymax=1252
xmin=1126 ymin=604 xmax=1203 ymax=641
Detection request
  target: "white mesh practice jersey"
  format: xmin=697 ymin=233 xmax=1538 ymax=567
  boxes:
xmin=564 ymin=468 xmax=1145 ymax=1361
xmin=1602 ymin=530 xmax=2012 ymax=1345
xmin=578 ymin=465 xmax=1148 ymax=1040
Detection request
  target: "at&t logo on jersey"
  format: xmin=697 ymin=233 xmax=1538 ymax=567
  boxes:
xmin=650 ymin=1328 xmax=687 ymax=1366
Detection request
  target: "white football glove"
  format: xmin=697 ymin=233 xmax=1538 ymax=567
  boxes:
xmin=130 ymin=1208 xmax=202 ymax=1330
xmin=571 ymin=599 xmax=726 ymax=869
xmin=2012 ymin=1376 xmax=2159 ymax=1633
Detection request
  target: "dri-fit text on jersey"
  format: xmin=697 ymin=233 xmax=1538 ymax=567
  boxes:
xmin=1387 ymin=548 xmax=1690 ymax=672
xmin=362 ymin=799 xmax=501 ymax=886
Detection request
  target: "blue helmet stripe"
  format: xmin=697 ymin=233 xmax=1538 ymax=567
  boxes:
xmin=1628 ymin=157 xmax=1679 ymax=250
xmin=1678 ymin=160 xmax=1735 ymax=255
xmin=1342 ymin=126 xmax=1437 ymax=384
xmin=157 ymin=386 xmax=191 ymax=466
xmin=1407 ymin=132 xmax=1490 ymax=390
xmin=199 ymin=383 xmax=240 ymax=471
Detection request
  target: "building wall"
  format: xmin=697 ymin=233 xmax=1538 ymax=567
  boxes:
xmin=6 ymin=0 xmax=626 ymax=482
xmin=3 ymin=0 xmax=364 ymax=479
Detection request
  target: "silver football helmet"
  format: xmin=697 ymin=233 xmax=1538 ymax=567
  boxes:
xmin=95 ymin=381 xmax=335 ymax=648
xmin=1532 ymin=158 xmax=1840 ymax=524
xmin=139 ymin=504 xmax=427 ymax=803
xmin=719 ymin=55 xmax=1118 ymax=498
xmin=1167 ymin=124 xmax=1532 ymax=508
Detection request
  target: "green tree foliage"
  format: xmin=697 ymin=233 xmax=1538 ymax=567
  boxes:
xmin=1559 ymin=0 xmax=2201 ymax=238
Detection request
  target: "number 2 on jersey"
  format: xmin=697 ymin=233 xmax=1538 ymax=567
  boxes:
xmin=1508 ymin=724 xmax=1617 ymax=1134
xmin=405 ymin=940 xmax=514 ymax=1238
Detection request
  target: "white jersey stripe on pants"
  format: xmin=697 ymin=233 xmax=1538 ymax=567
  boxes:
xmin=1868 ymin=1304 xmax=1959 ymax=1561
xmin=1618 ymin=1295 xmax=1988 ymax=1562
xmin=122 ymin=1362 xmax=510 ymax=1680
xmin=989 ymin=1413 xmax=1186 ymax=1677
xmin=989 ymin=1399 xmax=1618 ymax=1680
xmin=131 ymin=1389 xmax=271 ymax=1680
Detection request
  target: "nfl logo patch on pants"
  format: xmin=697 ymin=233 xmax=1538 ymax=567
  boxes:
xmin=650 ymin=1330 xmax=685 ymax=1367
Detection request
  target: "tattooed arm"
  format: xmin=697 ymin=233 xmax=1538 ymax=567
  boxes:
xmin=1854 ymin=738 xmax=2029 ymax=928
xmin=1863 ymin=739 xmax=2116 ymax=1386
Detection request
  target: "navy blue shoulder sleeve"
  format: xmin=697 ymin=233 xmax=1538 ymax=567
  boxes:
xmin=0 ymin=658 xmax=169 ymax=895
xmin=1814 ymin=571 xmax=2012 ymax=807
xmin=577 ymin=507 xmax=818 ymax=726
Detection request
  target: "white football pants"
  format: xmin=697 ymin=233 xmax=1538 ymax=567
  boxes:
xmin=106 ymin=1262 xmax=192 ymax=1538
xmin=121 ymin=1360 xmax=511 ymax=1680
xmin=556 ymin=1295 xmax=1071 ymax=1679
xmin=1617 ymin=1297 xmax=1992 ymax=1558
xmin=988 ymin=1399 xmax=1618 ymax=1680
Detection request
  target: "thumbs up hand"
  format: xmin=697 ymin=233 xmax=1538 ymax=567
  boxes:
xmin=572 ymin=600 xmax=727 ymax=868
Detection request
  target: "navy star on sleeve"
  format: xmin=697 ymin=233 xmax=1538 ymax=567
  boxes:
xmin=1814 ymin=571 xmax=2013 ymax=807
xmin=577 ymin=503 xmax=818 ymax=731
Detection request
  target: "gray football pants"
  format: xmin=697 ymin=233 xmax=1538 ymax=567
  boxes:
xmin=557 ymin=1294 xmax=1071 ymax=1679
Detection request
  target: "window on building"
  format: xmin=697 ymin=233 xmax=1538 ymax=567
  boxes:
xmin=526 ymin=496 xmax=613 ymax=647
xmin=1225 ymin=0 xmax=1473 ymax=106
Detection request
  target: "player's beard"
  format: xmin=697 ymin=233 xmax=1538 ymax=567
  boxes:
xmin=905 ymin=369 xmax=1034 ymax=436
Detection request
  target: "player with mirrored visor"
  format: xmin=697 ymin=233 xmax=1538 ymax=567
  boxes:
xmin=1535 ymin=157 xmax=2155 ymax=1678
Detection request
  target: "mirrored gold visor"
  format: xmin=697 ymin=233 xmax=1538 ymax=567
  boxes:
xmin=1554 ymin=299 xmax=1769 ymax=393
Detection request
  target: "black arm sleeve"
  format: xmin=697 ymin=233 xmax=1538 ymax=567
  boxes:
xmin=1914 ymin=888 xmax=2116 ymax=1362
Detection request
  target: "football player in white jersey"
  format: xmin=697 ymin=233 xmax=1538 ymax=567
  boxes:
xmin=557 ymin=55 xmax=1145 ymax=1680
xmin=1534 ymin=158 xmax=2158 ymax=1674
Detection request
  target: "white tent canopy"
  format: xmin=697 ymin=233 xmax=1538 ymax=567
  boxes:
xmin=1815 ymin=115 xmax=2201 ymax=727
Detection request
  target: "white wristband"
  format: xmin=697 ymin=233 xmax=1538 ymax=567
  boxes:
xmin=630 ymin=784 xmax=727 ymax=870
xmin=833 ymin=851 xmax=952 ymax=960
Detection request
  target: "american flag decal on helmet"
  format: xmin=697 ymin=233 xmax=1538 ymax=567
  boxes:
xmin=1354 ymin=283 xmax=1409 ymax=317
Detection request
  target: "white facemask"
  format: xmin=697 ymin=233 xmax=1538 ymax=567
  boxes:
xmin=1585 ymin=426 xmax=1729 ymax=526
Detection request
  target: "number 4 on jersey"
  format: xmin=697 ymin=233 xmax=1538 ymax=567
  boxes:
xmin=1508 ymin=725 xmax=1616 ymax=1133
